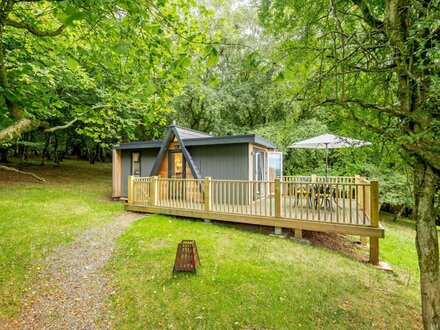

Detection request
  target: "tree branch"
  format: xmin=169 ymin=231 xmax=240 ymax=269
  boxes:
xmin=43 ymin=117 xmax=77 ymax=132
xmin=321 ymin=97 xmax=409 ymax=119
xmin=0 ymin=118 xmax=36 ymax=145
xmin=0 ymin=164 xmax=46 ymax=182
xmin=4 ymin=18 xmax=66 ymax=37
xmin=351 ymin=0 xmax=384 ymax=29
xmin=325 ymin=99 xmax=440 ymax=172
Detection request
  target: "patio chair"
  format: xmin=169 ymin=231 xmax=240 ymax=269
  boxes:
xmin=312 ymin=184 xmax=336 ymax=210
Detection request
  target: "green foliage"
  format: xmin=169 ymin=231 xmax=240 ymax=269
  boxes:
xmin=0 ymin=0 xmax=216 ymax=149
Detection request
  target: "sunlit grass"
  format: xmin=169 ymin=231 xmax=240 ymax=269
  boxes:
xmin=108 ymin=215 xmax=423 ymax=329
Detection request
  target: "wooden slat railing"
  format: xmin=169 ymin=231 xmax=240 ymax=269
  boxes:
xmin=280 ymin=180 xmax=371 ymax=225
xmin=210 ymin=179 xmax=276 ymax=217
xmin=129 ymin=175 xmax=374 ymax=226
xmin=156 ymin=177 xmax=205 ymax=210
xmin=282 ymin=175 xmax=356 ymax=184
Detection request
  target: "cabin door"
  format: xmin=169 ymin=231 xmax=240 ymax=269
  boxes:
xmin=253 ymin=149 xmax=267 ymax=197
xmin=267 ymin=152 xmax=283 ymax=181
xmin=168 ymin=150 xmax=186 ymax=179
xmin=168 ymin=150 xmax=186 ymax=199
xmin=268 ymin=152 xmax=283 ymax=195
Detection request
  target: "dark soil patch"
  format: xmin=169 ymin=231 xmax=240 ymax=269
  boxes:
xmin=199 ymin=219 xmax=369 ymax=262
xmin=303 ymin=231 xmax=369 ymax=262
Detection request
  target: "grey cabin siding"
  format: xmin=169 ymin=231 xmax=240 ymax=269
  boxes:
xmin=119 ymin=143 xmax=249 ymax=197
xmin=141 ymin=149 xmax=158 ymax=176
xmin=187 ymin=143 xmax=249 ymax=180
xmin=120 ymin=148 xmax=158 ymax=197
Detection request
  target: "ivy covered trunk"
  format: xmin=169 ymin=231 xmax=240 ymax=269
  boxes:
xmin=414 ymin=163 xmax=440 ymax=329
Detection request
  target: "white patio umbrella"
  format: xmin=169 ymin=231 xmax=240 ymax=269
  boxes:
xmin=288 ymin=133 xmax=372 ymax=179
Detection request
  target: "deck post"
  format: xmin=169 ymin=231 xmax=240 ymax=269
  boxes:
xmin=128 ymin=175 xmax=134 ymax=205
xmin=311 ymin=174 xmax=316 ymax=183
xmin=369 ymin=180 xmax=379 ymax=264
xmin=112 ymin=149 xmax=122 ymax=199
xmin=204 ymin=177 xmax=212 ymax=212
xmin=150 ymin=176 xmax=158 ymax=206
xmin=355 ymin=175 xmax=367 ymax=244
xmin=275 ymin=178 xmax=281 ymax=218
xmin=294 ymin=229 xmax=303 ymax=239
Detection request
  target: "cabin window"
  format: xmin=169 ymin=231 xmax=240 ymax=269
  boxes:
xmin=253 ymin=149 xmax=266 ymax=181
xmin=268 ymin=152 xmax=283 ymax=181
xmin=132 ymin=152 xmax=141 ymax=176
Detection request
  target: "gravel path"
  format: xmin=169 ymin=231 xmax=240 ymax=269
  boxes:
xmin=8 ymin=211 xmax=144 ymax=330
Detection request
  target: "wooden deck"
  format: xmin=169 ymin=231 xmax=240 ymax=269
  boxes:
xmin=126 ymin=176 xmax=384 ymax=263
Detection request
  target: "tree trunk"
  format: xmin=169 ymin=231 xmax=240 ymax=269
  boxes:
xmin=41 ymin=133 xmax=51 ymax=166
xmin=393 ymin=205 xmax=405 ymax=222
xmin=414 ymin=161 xmax=440 ymax=330
xmin=0 ymin=147 xmax=9 ymax=163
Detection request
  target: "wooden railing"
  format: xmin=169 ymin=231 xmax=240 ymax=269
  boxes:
xmin=282 ymin=175 xmax=356 ymax=184
xmin=126 ymin=175 xmax=382 ymax=264
xmin=129 ymin=177 xmax=151 ymax=206
xmin=156 ymin=177 xmax=205 ymax=210
xmin=128 ymin=176 xmax=377 ymax=226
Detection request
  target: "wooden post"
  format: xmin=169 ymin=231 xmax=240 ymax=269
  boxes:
xmin=204 ymin=177 xmax=212 ymax=212
xmin=128 ymin=175 xmax=134 ymax=205
xmin=311 ymin=174 xmax=317 ymax=183
xmin=150 ymin=176 xmax=158 ymax=206
xmin=369 ymin=180 xmax=379 ymax=264
xmin=275 ymin=178 xmax=281 ymax=218
xmin=294 ymin=229 xmax=303 ymax=239
xmin=355 ymin=175 xmax=367 ymax=244
xmin=112 ymin=149 xmax=122 ymax=199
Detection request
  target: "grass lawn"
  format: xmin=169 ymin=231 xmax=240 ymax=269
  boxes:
xmin=1 ymin=159 xmax=436 ymax=329
xmin=0 ymin=159 xmax=123 ymax=320
xmin=108 ymin=214 xmax=428 ymax=329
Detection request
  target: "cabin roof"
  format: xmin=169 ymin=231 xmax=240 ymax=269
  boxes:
xmin=115 ymin=133 xmax=276 ymax=150
xmin=174 ymin=125 xmax=212 ymax=139
xmin=149 ymin=125 xmax=202 ymax=179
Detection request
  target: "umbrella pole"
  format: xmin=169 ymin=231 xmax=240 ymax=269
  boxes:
xmin=325 ymin=144 xmax=328 ymax=181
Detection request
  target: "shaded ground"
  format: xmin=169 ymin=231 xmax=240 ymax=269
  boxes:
xmin=303 ymin=231 xmax=369 ymax=262
xmin=0 ymin=159 xmax=124 ymax=323
xmin=207 ymin=221 xmax=369 ymax=263
xmin=4 ymin=212 xmax=144 ymax=329
xmin=0 ymin=159 xmax=113 ymax=187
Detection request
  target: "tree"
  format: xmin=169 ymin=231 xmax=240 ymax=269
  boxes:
xmin=0 ymin=0 xmax=213 ymax=149
xmin=173 ymin=0 xmax=290 ymax=135
xmin=259 ymin=0 xmax=439 ymax=327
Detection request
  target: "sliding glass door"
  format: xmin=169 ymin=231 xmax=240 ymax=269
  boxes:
xmin=268 ymin=152 xmax=283 ymax=181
